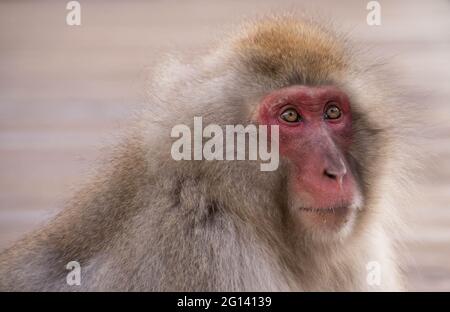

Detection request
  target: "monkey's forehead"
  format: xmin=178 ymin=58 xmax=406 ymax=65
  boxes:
xmin=231 ymin=16 xmax=349 ymax=84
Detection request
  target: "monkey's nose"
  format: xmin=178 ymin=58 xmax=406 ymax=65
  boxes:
xmin=323 ymin=166 xmax=347 ymax=187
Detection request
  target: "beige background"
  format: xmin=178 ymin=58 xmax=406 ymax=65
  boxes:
xmin=0 ymin=0 xmax=449 ymax=291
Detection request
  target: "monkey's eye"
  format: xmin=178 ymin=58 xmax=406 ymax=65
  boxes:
xmin=324 ymin=104 xmax=342 ymax=120
xmin=280 ymin=108 xmax=301 ymax=123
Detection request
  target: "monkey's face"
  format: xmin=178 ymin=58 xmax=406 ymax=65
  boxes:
xmin=258 ymin=85 xmax=363 ymax=240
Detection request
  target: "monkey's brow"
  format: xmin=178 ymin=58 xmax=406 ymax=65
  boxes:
xmin=302 ymin=103 xmax=324 ymax=113
xmin=269 ymin=100 xmax=324 ymax=114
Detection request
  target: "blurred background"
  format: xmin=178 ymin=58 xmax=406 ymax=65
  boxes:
xmin=0 ymin=0 xmax=449 ymax=291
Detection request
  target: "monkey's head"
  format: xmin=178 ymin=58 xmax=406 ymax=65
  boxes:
xmin=221 ymin=16 xmax=388 ymax=243
xmin=157 ymin=16 xmax=404 ymax=244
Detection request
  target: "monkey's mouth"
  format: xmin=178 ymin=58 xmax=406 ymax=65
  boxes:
xmin=297 ymin=205 xmax=354 ymax=229
xmin=298 ymin=205 xmax=349 ymax=215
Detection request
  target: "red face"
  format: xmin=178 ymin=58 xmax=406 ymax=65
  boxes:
xmin=258 ymin=85 xmax=361 ymax=236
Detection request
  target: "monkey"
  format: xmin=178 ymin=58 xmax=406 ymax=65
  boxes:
xmin=0 ymin=15 xmax=417 ymax=291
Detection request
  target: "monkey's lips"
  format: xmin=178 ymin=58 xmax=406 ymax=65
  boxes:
xmin=297 ymin=205 xmax=353 ymax=229
xmin=298 ymin=205 xmax=349 ymax=214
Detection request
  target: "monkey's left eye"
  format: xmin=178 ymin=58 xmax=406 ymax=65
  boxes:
xmin=324 ymin=104 xmax=342 ymax=120
xmin=280 ymin=108 xmax=301 ymax=123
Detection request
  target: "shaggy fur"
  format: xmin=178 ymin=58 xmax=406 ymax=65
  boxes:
xmin=0 ymin=15 xmax=416 ymax=291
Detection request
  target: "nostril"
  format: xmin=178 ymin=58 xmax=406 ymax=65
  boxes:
xmin=324 ymin=169 xmax=337 ymax=180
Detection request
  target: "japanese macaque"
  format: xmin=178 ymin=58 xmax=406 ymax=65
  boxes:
xmin=0 ymin=15 xmax=416 ymax=291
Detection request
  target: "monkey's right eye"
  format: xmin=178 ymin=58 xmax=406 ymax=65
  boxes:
xmin=280 ymin=108 xmax=301 ymax=123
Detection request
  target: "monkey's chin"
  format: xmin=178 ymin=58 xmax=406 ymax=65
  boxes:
xmin=297 ymin=205 xmax=357 ymax=241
